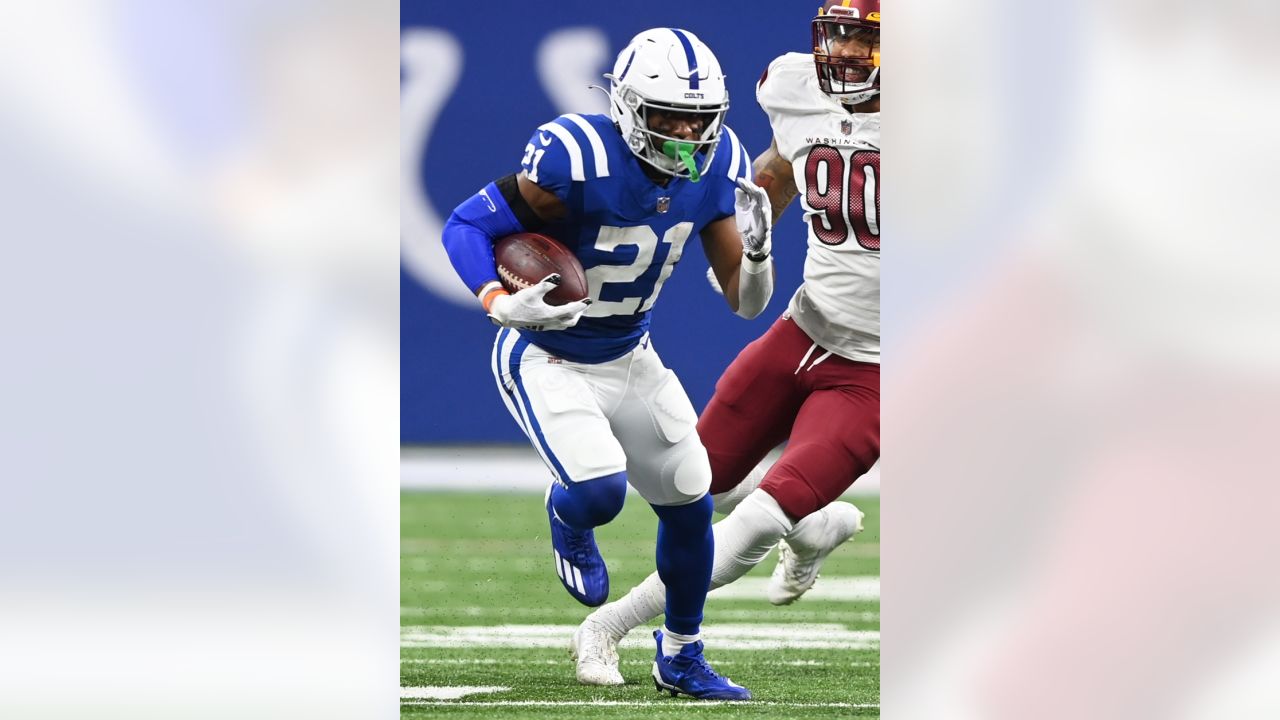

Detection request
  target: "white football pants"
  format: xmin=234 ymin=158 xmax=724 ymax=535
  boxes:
xmin=491 ymin=328 xmax=711 ymax=507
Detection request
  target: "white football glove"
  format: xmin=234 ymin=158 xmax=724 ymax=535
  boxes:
xmin=735 ymin=177 xmax=772 ymax=261
xmin=488 ymin=274 xmax=591 ymax=331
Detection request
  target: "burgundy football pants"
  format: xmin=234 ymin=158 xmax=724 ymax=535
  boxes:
xmin=698 ymin=316 xmax=880 ymax=520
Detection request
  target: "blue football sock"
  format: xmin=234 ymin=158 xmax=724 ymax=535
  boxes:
xmin=651 ymin=494 xmax=714 ymax=636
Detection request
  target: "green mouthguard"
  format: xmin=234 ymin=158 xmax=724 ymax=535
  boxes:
xmin=662 ymin=140 xmax=700 ymax=183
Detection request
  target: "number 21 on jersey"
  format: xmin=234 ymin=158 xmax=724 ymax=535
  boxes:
xmin=803 ymin=146 xmax=879 ymax=250
xmin=583 ymin=222 xmax=693 ymax=318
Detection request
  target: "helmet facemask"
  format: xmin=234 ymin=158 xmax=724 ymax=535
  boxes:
xmin=813 ymin=14 xmax=881 ymax=105
xmin=607 ymin=78 xmax=727 ymax=182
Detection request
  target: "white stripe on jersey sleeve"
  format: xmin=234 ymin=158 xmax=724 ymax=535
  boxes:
xmin=563 ymin=114 xmax=610 ymax=178
xmin=537 ymin=121 xmax=585 ymax=181
xmin=724 ymin=126 xmax=743 ymax=180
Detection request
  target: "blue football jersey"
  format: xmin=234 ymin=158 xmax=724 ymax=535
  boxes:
xmin=516 ymin=113 xmax=751 ymax=363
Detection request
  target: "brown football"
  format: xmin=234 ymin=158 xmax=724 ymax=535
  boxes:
xmin=494 ymin=232 xmax=590 ymax=306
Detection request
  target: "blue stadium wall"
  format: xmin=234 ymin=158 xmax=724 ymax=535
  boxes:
xmin=402 ymin=1 xmax=818 ymax=443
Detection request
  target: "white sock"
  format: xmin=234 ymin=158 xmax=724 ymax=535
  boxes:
xmin=710 ymin=463 xmax=767 ymax=515
xmin=586 ymin=571 xmax=667 ymax=639
xmin=587 ymin=489 xmax=793 ymax=640
xmin=661 ymin=626 xmax=700 ymax=658
xmin=709 ymin=489 xmax=794 ymax=589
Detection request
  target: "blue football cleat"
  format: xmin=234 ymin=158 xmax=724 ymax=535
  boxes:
xmin=545 ymin=484 xmax=609 ymax=606
xmin=652 ymin=630 xmax=752 ymax=701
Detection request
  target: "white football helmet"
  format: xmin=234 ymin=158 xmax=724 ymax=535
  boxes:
xmin=605 ymin=28 xmax=728 ymax=181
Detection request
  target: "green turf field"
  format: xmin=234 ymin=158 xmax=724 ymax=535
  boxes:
xmin=402 ymin=491 xmax=880 ymax=718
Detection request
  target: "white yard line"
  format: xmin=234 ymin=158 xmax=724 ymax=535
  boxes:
xmin=400 ymin=686 xmax=508 ymax=699
xmin=400 ymin=575 xmax=880 ymax=621
xmin=401 ymin=657 xmax=877 ymax=667
xmin=402 ymin=607 xmax=880 ymax=622
xmin=400 ymin=699 xmax=879 ymax=708
xmin=401 ymin=623 xmax=879 ymax=651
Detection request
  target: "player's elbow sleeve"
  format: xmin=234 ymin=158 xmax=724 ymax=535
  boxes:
xmin=440 ymin=183 xmax=526 ymax=294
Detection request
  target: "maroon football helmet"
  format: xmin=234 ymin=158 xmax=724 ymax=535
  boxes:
xmin=813 ymin=0 xmax=881 ymax=104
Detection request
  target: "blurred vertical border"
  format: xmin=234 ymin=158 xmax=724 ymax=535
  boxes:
xmin=0 ymin=1 xmax=399 ymax=717
xmin=887 ymin=0 xmax=1280 ymax=717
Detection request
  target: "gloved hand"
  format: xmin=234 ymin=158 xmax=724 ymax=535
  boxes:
xmin=734 ymin=177 xmax=772 ymax=261
xmin=488 ymin=274 xmax=591 ymax=331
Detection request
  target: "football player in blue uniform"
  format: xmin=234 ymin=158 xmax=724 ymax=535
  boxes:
xmin=440 ymin=28 xmax=773 ymax=700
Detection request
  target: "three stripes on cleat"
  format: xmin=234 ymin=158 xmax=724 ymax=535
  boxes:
xmin=553 ymin=549 xmax=587 ymax=596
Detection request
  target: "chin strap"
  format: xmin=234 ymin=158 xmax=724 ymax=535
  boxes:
xmin=834 ymin=67 xmax=880 ymax=106
xmin=662 ymin=140 xmax=701 ymax=183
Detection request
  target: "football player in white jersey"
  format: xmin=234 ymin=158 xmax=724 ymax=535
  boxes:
xmin=571 ymin=0 xmax=880 ymax=686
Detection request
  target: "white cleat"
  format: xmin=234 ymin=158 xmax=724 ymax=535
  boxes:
xmin=767 ymin=501 xmax=865 ymax=605
xmin=570 ymin=618 xmax=625 ymax=686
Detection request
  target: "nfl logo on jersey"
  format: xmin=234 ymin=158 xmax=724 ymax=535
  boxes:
xmin=656 ymin=197 xmax=671 ymax=214
xmin=840 ymin=119 xmax=853 ymax=136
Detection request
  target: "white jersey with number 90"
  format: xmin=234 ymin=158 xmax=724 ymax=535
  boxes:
xmin=758 ymin=52 xmax=880 ymax=364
